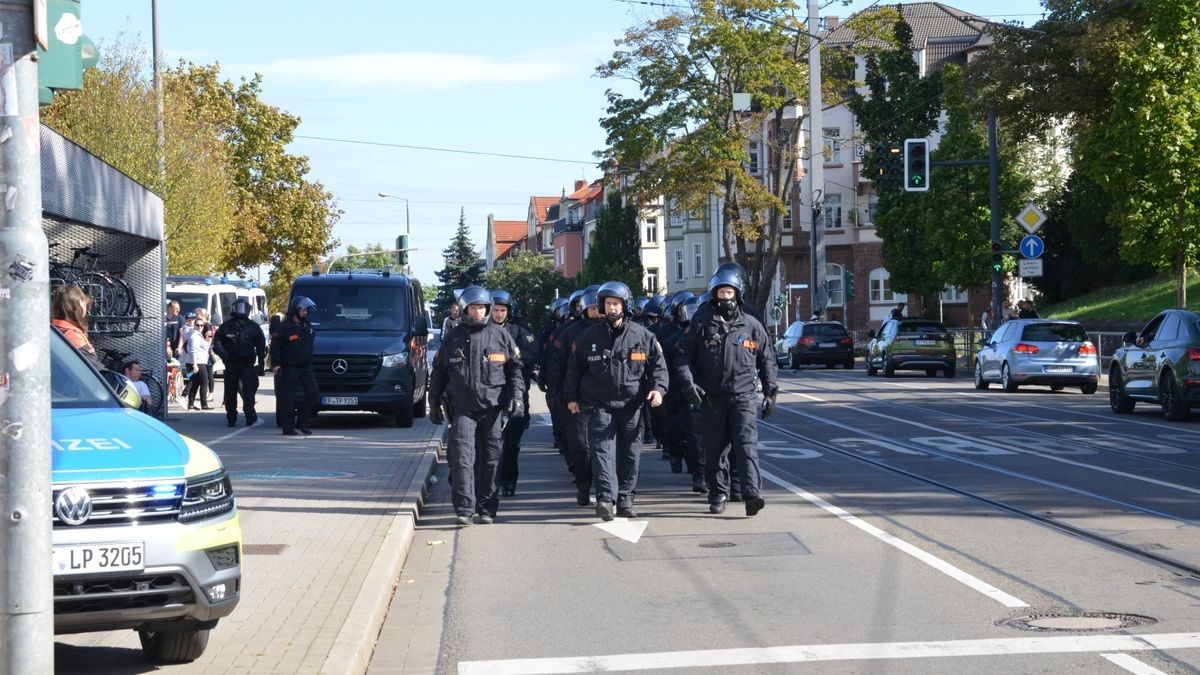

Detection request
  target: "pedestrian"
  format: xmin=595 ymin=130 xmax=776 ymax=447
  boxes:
xmin=195 ymin=307 xmax=217 ymax=397
xmin=122 ymin=359 xmax=153 ymax=414
xmin=271 ymin=296 xmax=318 ymax=436
xmin=442 ymin=302 xmax=460 ymax=336
xmin=491 ymin=289 xmax=539 ymax=497
xmin=428 ymin=286 xmax=525 ymax=525
xmin=675 ymin=268 xmax=778 ymax=516
xmin=890 ymin=302 xmax=906 ymax=320
xmin=1017 ymin=299 xmax=1040 ymax=319
xmin=214 ymin=298 xmax=268 ymax=427
xmin=51 ymin=284 xmax=99 ymax=366
xmin=165 ymin=299 xmax=185 ymax=359
xmin=183 ymin=313 xmax=214 ymax=410
xmin=564 ymin=281 xmax=668 ymax=521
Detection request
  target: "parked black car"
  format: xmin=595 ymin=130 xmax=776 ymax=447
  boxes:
xmin=775 ymin=321 xmax=855 ymax=369
xmin=1109 ymin=308 xmax=1200 ymax=421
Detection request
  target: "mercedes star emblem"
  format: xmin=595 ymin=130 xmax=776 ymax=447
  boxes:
xmin=331 ymin=359 xmax=349 ymax=375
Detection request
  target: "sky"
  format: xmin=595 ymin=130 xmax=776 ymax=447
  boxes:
xmin=84 ymin=0 xmax=1049 ymax=287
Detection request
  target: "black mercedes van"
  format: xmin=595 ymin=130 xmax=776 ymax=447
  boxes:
xmin=288 ymin=269 xmax=430 ymax=427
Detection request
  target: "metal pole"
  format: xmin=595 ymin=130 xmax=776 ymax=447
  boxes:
xmin=0 ymin=2 xmax=53 ymax=672
xmin=152 ymin=0 xmax=164 ymax=184
xmin=988 ymin=110 xmax=1001 ymax=323
xmin=807 ymin=0 xmax=824 ymax=320
xmin=405 ymin=199 xmax=411 ymax=276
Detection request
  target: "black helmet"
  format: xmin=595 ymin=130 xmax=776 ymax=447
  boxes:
xmin=597 ymin=281 xmax=634 ymax=315
xmin=678 ymin=296 xmax=700 ymax=325
xmin=633 ymin=296 xmax=650 ymax=316
xmin=231 ymin=298 xmax=252 ymax=319
xmin=458 ymin=285 xmax=493 ymax=327
xmin=667 ymin=290 xmax=694 ymax=323
xmin=289 ymin=296 xmax=316 ymax=315
xmin=707 ymin=269 xmax=744 ymax=302
xmin=644 ymin=295 xmax=664 ymax=318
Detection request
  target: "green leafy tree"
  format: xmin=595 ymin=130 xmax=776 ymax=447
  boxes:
xmin=1081 ymin=0 xmax=1200 ymax=306
xmin=329 ymin=243 xmax=398 ymax=271
xmin=580 ymin=192 xmax=644 ymax=294
xmin=433 ymin=209 xmax=485 ymax=324
xmin=484 ymin=250 xmax=572 ymax=334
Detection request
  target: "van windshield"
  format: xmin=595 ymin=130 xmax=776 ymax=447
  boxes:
xmin=300 ymin=286 xmax=409 ymax=331
xmin=168 ymin=293 xmax=209 ymax=316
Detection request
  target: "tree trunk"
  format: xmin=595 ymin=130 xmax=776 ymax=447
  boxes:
xmin=1178 ymin=250 xmax=1187 ymax=308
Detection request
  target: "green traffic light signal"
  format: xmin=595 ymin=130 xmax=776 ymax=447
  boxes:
xmin=904 ymin=139 xmax=929 ymax=192
xmin=991 ymin=241 xmax=1003 ymax=273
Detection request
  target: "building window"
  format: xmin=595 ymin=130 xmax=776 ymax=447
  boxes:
xmin=823 ymin=127 xmax=841 ymax=163
xmin=869 ymin=268 xmax=907 ymax=304
xmin=941 ymin=286 xmax=968 ymax=304
xmin=783 ymin=197 xmax=792 ymax=230
xmin=675 ymin=249 xmax=684 ymax=282
xmin=747 ymin=139 xmax=760 ymax=174
xmin=867 ymin=193 xmax=879 ymax=226
xmin=692 ymin=243 xmax=703 ymax=277
xmin=825 ymin=263 xmax=844 ymax=307
xmin=646 ymin=268 xmax=659 ymax=294
xmin=823 ymin=194 xmax=843 ymax=229
xmin=645 ymin=223 xmax=657 ymax=243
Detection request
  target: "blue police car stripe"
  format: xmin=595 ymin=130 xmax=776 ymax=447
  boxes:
xmin=51 ymin=408 xmax=189 ymax=483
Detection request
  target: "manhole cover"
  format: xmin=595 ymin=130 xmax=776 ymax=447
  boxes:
xmin=1000 ymin=612 xmax=1156 ymax=632
xmin=698 ymin=541 xmax=737 ymax=549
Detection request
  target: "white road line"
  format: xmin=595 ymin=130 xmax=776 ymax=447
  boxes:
xmin=203 ymin=420 xmax=260 ymax=445
xmin=1101 ymin=652 xmax=1171 ymax=675
xmin=457 ymin=632 xmax=1200 ymax=674
xmin=759 ymin=468 xmax=1028 ymax=608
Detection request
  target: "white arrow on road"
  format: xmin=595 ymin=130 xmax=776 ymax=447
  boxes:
xmin=593 ymin=518 xmax=647 ymax=543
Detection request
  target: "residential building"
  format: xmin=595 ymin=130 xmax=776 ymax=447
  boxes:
xmin=527 ymin=195 xmax=558 ymax=258
xmin=549 ymin=179 xmax=602 ymax=279
xmin=663 ymin=194 xmax=723 ymax=296
xmin=484 ymin=214 xmax=529 ymax=271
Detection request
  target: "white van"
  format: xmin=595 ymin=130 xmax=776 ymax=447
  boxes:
xmin=228 ymin=278 xmax=269 ymax=324
xmin=166 ymin=276 xmax=239 ymax=376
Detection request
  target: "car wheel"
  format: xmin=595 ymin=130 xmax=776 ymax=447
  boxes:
xmin=843 ymin=359 xmax=854 ymax=369
xmin=825 ymin=363 xmax=836 ymax=369
xmin=1002 ymin=363 xmax=1019 ymax=392
xmin=139 ymin=628 xmax=210 ymax=664
xmin=925 ymin=368 xmax=937 ymax=377
xmin=944 ymin=363 xmax=957 ymax=379
xmin=867 ymin=360 xmax=877 ymax=376
xmin=1109 ymin=367 xmax=1135 ymax=414
xmin=394 ymin=401 xmax=415 ymax=428
xmin=1161 ymin=372 xmax=1190 ymax=421
xmin=790 ymin=353 xmax=799 ymax=370
xmin=883 ymin=361 xmax=895 ymax=377
xmin=413 ymin=389 xmax=428 ymax=418
xmin=974 ymin=361 xmax=989 ymax=390
xmin=1081 ymin=382 xmax=1097 ymax=395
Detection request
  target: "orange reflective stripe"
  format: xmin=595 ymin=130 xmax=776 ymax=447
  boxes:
xmin=488 ymin=353 xmax=507 ymax=362
xmin=742 ymin=340 xmax=758 ymax=349
xmin=630 ymin=351 xmax=647 ymax=361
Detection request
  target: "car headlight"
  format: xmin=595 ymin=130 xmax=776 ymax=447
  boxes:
xmin=381 ymin=352 xmax=409 ymax=368
xmin=179 ymin=470 xmax=234 ymax=523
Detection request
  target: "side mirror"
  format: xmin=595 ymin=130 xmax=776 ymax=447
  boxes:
xmin=413 ymin=313 xmax=430 ymax=338
xmin=102 ymin=371 xmax=142 ymax=410
xmin=1122 ymin=331 xmax=1137 ymax=346
xmin=867 ymin=329 xmax=876 ymax=340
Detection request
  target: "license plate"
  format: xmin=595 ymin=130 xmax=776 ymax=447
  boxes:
xmin=1045 ymin=366 xmax=1074 ymax=374
xmin=53 ymin=543 xmax=144 ymax=576
xmin=321 ymin=396 xmax=358 ymax=406
xmin=818 ymin=342 xmax=836 ymax=348
xmin=913 ymin=339 xmax=935 ymax=346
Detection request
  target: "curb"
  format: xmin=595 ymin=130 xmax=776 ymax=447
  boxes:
xmin=321 ymin=432 xmax=441 ymax=675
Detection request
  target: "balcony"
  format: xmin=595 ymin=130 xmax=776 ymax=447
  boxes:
xmin=553 ymin=218 xmax=583 ymax=236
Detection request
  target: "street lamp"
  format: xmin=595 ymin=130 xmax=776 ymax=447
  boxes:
xmin=378 ymin=192 xmax=411 ymax=274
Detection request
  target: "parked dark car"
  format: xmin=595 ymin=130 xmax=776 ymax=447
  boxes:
xmin=775 ymin=321 xmax=854 ymax=369
xmin=866 ymin=318 xmax=957 ymax=378
xmin=1109 ymin=308 xmax=1200 ymax=421
xmin=974 ymin=319 xmax=1099 ymax=394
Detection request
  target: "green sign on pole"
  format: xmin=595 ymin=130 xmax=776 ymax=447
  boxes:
xmin=37 ymin=0 xmax=97 ymax=106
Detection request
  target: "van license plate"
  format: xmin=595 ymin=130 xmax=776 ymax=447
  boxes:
xmin=321 ymin=396 xmax=358 ymax=406
xmin=1045 ymin=366 xmax=1073 ymax=374
xmin=53 ymin=543 xmax=144 ymax=576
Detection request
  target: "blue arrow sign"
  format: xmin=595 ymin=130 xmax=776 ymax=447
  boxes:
xmin=1020 ymin=234 xmax=1045 ymax=259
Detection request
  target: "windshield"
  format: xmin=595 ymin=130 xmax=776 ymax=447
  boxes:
xmin=804 ymin=324 xmax=848 ymax=338
xmin=784 ymin=322 xmax=804 ymax=338
xmin=51 ymin=330 xmax=118 ymax=409
xmin=299 ymin=286 xmax=410 ymax=331
xmin=1021 ymin=323 xmax=1088 ymax=342
xmin=168 ymin=292 xmax=210 ymax=316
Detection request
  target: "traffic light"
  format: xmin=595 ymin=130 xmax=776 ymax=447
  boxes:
xmin=904 ymin=138 xmax=929 ymax=192
xmin=396 ymin=234 xmax=410 ymax=267
xmin=991 ymin=241 xmax=1003 ymax=273
xmin=872 ymin=142 xmax=903 ymax=191
xmin=843 ymin=269 xmax=855 ymax=301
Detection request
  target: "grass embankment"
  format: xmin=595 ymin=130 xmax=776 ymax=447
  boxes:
xmin=1040 ymin=271 xmax=1200 ymax=325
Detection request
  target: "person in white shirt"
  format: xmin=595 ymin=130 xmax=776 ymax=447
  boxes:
xmin=183 ymin=315 xmax=213 ymax=410
xmin=122 ymin=359 xmax=152 ymax=414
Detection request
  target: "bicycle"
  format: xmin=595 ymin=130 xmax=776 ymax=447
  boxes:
xmin=98 ymin=348 xmax=166 ymax=421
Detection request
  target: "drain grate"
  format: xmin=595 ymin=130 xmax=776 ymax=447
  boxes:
xmin=698 ymin=541 xmax=737 ymax=549
xmin=1000 ymin=612 xmax=1156 ymax=632
xmin=244 ymin=544 xmax=288 ymax=556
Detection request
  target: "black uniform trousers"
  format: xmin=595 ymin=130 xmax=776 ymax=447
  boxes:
xmin=702 ymin=392 xmax=761 ymax=500
xmin=565 ymin=406 xmax=591 ymax=490
xmin=278 ymin=366 xmax=318 ymax=433
xmin=686 ymin=407 xmax=708 ymax=481
xmin=223 ymin=361 xmax=259 ymax=422
xmin=547 ymin=391 xmax=567 ymax=454
xmin=498 ymin=386 xmax=531 ymax=489
xmin=447 ymin=406 xmax=503 ymax=517
xmin=664 ymin=400 xmax=689 ymax=462
xmin=587 ymin=406 xmax=642 ymax=508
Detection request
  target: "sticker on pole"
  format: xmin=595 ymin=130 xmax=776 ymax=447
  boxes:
xmin=1015 ymin=203 xmax=1046 ymax=235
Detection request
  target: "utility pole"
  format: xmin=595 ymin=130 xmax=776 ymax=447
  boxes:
xmin=806 ymin=0 xmax=825 ymax=320
xmin=988 ymin=110 xmax=1001 ymax=324
xmin=0 ymin=2 xmax=53 ymax=672
xmin=377 ymin=192 xmax=411 ymax=275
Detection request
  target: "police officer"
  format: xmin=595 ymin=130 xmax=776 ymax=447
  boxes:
xmin=214 ymin=298 xmax=268 ymax=427
xmin=537 ymin=297 xmax=571 ymax=452
xmin=675 ymin=269 xmax=778 ymax=516
xmin=270 ymin=296 xmax=318 ymax=436
xmin=544 ymin=289 xmax=603 ymax=504
xmin=491 ymin=290 xmax=539 ymax=497
xmin=564 ymin=281 xmax=668 ymax=521
xmin=660 ymin=292 xmax=695 ymax=475
xmin=428 ymin=286 xmax=524 ymax=525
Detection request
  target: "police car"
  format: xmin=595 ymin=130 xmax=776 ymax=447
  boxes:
xmin=51 ymin=328 xmax=242 ymax=663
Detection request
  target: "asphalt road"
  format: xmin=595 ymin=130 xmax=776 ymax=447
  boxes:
xmin=378 ymin=366 xmax=1200 ymax=674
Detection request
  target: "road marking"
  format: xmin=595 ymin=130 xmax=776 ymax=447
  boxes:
xmin=204 ymin=422 xmax=258 ymax=446
xmin=593 ymin=518 xmax=647 ymax=543
xmin=760 ymin=468 xmax=1027 ymax=608
xmin=457 ymin=632 xmax=1200 ymax=674
xmin=1101 ymin=652 xmax=1170 ymax=674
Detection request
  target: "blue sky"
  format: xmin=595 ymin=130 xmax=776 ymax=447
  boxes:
xmin=85 ymin=1 xmax=1048 ymax=286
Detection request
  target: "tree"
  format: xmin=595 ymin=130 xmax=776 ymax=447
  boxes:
xmin=1081 ymin=0 xmax=1200 ymax=306
xmin=484 ymin=250 xmax=572 ymax=334
xmin=580 ymin=192 xmax=644 ymax=294
xmin=328 ymin=243 xmax=397 ymax=272
xmin=432 ymin=208 xmax=485 ymax=324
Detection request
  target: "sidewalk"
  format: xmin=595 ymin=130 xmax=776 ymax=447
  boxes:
xmin=54 ymin=377 xmax=440 ymax=675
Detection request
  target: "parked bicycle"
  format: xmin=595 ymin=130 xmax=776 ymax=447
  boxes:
xmin=49 ymin=244 xmax=143 ymax=335
xmin=98 ymin=347 xmax=165 ymax=421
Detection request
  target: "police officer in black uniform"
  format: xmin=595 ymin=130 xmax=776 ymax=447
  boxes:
xmin=537 ymin=297 xmax=571 ymax=452
xmin=491 ymin=289 xmax=539 ymax=497
xmin=214 ymin=298 xmax=268 ymax=427
xmin=564 ymin=281 xmax=668 ymax=521
xmin=428 ymin=286 xmax=524 ymax=525
xmin=675 ymin=269 xmax=778 ymax=516
xmin=544 ymin=289 xmax=603 ymax=504
xmin=270 ymin=296 xmax=318 ymax=436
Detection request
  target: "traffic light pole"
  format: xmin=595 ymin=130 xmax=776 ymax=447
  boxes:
xmin=0 ymin=2 xmax=54 ymax=673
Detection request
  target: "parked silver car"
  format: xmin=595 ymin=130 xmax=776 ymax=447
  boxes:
xmin=974 ymin=319 xmax=1099 ymax=394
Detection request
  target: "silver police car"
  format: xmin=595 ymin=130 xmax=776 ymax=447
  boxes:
xmin=974 ymin=319 xmax=1100 ymax=394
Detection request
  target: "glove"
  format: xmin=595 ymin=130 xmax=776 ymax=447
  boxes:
xmin=538 ymin=380 xmax=548 ymax=393
xmin=684 ymin=383 xmax=706 ymax=408
xmin=430 ymin=402 xmax=445 ymax=425
xmin=508 ymin=397 xmax=525 ymax=419
xmin=761 ymin=391 xmax=777 ymax=420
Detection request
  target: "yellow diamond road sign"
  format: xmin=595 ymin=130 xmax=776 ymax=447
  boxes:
xmin=1016 ymin=203 xmax=1046 ymax=234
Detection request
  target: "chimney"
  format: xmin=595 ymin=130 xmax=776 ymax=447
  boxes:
xmin=574 ymin=180 xmax=586 ymax=192
xmin=824 ymin=16 xmax=839 ymax=31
